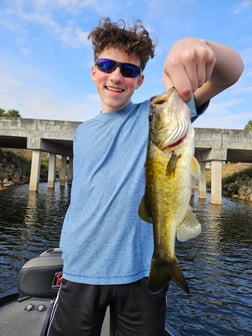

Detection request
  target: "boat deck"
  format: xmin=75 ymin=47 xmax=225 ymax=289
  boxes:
xmin=0 ymin=293 xmax=179 ymax=336
xmin=0 ymin=294 xmax=51 ymax=336
xmin=0 ymin=294 xmax=110 ymax=336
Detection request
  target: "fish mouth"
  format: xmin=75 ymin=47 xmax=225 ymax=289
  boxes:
xmin=150 ymin=88 xmax=191 ymax=149
xmin=150 ymin=92 xmax=169 ymax=105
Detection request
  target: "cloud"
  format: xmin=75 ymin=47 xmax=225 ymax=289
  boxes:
xmin=1 ymin=0 xmax=251 ymax=131
xmin=58 ymin=22 xmax=90 ymax=48
xmin=1 ymin=0 xmax=91 ymax=49
xmin=0 ymin=54 xmax=98 ymax=122
xmin=0 ymin=69 xmax=99 ymax=122
xmin=195 ymin=111 xmax=251 ymax=129
xmin=23 ymin=91 xmax=100 ymax=122
xmin=194 ymin=97 xmax=251 ymax=129
xmin=241 ymin=48 xmax=252 ymax=69
xmin=232 ymin=0 xmax=252 ymax=14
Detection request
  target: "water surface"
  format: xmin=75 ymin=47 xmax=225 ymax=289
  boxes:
xmin=0 ymin=184 xmax=251 ymax=335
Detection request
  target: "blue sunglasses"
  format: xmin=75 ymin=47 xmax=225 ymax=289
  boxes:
xmin=95 ymin=58 xmax=141 ymax=78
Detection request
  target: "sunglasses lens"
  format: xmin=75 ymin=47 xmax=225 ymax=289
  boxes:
xmin=121 ymin=64 xmax=141 ymax=78
xmin=96 ymin=59 xmax=141 ymax=78
xmin=96 ymin=59 xmax=116 ymax=73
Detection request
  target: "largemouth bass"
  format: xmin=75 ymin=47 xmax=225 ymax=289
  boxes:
xmin=139 ymin=87 xmax=201 ymax=293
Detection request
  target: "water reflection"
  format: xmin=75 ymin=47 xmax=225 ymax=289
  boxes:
xmin=25 ymin=191 xmax=38 ymax=224
xmin=0 ymin=183 xmax=70 ymax=293
xmin=0 ymin=184 xmax=251 ymax=335
xmin=166 ymin=194 xmax=252 ymax=335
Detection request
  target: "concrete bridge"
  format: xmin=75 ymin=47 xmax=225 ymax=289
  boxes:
xmin=0 ymin=117 xmax=251 ymax=204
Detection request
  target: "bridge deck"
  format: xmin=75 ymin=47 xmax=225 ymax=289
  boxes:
xmin=0 ymin=117 xmax=251 ymax=162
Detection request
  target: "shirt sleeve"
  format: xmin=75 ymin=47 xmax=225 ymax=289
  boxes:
xmin=188 ymin=97 xmax=210 ymax=122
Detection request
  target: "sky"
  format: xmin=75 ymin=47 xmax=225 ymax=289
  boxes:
xmin=0 ymin=0 xmax=252 ymax=129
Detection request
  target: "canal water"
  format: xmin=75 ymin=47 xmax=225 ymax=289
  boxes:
xmin=0 ymin=183 xmax=251 ymax=335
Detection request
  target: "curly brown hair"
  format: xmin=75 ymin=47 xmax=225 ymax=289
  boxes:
xmin=88 ymin=18 xmax=156 ymax=70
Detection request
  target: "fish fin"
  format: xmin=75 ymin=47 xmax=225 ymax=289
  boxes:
xmin=148 ymin=256 xmax=189 ymax=294
xmin=191 ymin=156 xmax=201 ymax=180
xmin=166 ymin=151 xmax=181 ymax=176
xmin=138 ymin=196 xmax=152 ymax=223
xmin=177 ymin=207 xmax=201 ymax=242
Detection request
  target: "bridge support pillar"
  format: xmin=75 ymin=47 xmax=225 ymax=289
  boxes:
xmin=48 ymin=153 xmax=56 ymax=189
xmin=29 ymin=150 xmax=42 ymax=192
xmin=60 ymin=156 xmax=67 ymax=186
xmin=199 ymin=162 xmax=207 ymax=199
xmin=67 ymin=157 xmax=73 ymax=185
xmin=211 ymin=160 xmax=223 ymax=204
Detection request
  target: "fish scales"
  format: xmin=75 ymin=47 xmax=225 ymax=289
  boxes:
xmin=139 ymin=87 xmax=201 ymax=293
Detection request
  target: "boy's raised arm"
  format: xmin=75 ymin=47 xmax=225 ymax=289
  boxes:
xmin=162 ymin=37 xmax=244 ymax=107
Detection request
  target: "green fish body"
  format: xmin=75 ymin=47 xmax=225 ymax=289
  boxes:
xmin=139 ymin=88 xmax=201 ymax=293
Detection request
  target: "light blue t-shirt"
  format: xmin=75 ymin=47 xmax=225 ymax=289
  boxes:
xmin=60 ymin=98 xmax=202 ymax=285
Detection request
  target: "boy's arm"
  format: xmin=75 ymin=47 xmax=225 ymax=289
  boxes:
xmin=162 ymin=37 xmax=244 ymax=107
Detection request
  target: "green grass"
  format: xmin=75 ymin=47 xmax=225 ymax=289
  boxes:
xmin=222 ymin=166 xmax=252 ymax=185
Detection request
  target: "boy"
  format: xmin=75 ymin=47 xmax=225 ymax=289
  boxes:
xmin=47 ymin=18 xmax=243 ymax=336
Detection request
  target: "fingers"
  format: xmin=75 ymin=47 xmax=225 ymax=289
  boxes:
xmin=163 ymin=38 xmax=216 ymax=102
xmin=192 ymin=43 xmax=216 ymax=88
xmin=163 ymin=65 xmax=193 ymax=102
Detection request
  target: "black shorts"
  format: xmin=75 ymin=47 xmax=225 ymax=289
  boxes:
xmin=47 ymin=278 xmax=168 ymax=336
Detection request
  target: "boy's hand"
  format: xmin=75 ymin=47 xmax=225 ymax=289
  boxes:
xmin=163 ymin=37 xmax=216 ymax=102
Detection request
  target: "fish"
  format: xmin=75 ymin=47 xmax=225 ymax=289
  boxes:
xmin=138 ymin=87 xmax=201 ymax=294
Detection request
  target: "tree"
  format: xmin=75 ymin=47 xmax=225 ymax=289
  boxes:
xmin=6 ymin=109 xmax=21 ymax=118
xmin=0 ymin=108 xmax=6 ymax=117
xmin=0 ymin=108 xmax=21 ymax=118
xmin=244 ymin=120 xmax=252 ymax=130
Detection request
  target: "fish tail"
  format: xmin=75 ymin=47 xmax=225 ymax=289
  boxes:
xmin=148 ymin=256 xmax=190 ymax=294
